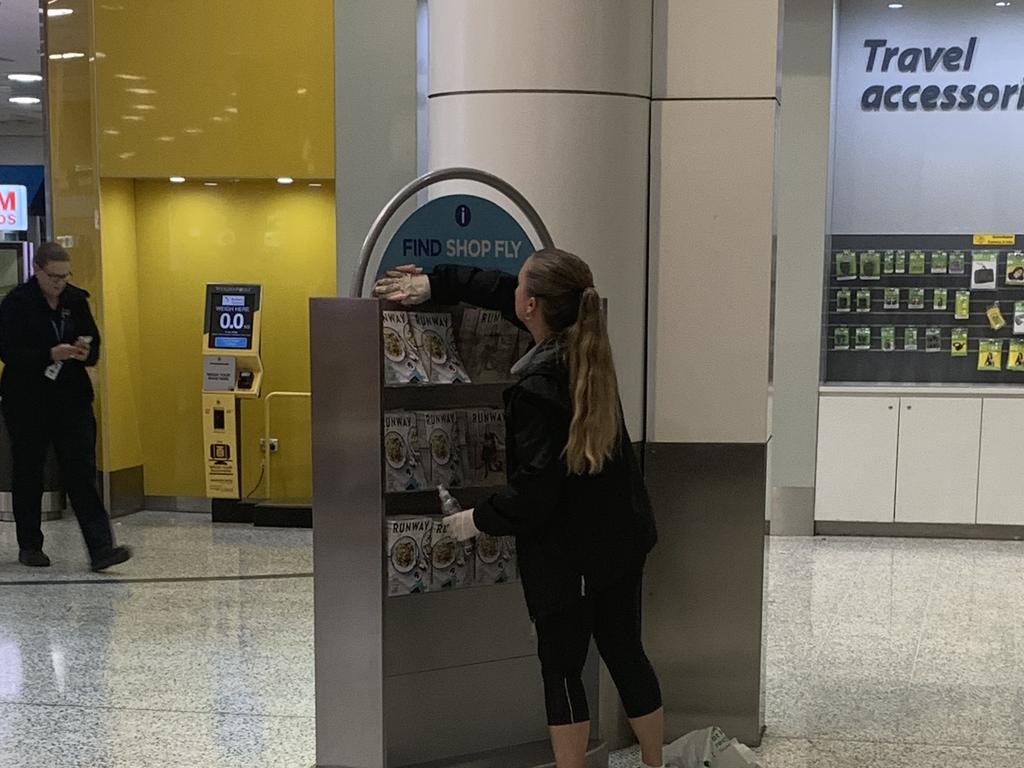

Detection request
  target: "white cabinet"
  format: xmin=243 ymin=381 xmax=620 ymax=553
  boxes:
xmin=815 ymin=396 xmax=899 ymax=522
xmin=894 ymin=398 xmax=982 ymax=524
xmin=976 ymin=399 xmax=1024 ymax=525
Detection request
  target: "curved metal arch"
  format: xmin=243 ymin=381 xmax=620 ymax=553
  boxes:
xmin=351 ymin=167 xmax=555 ymax=298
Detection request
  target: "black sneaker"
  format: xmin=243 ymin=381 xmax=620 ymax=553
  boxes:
xmin=19 ymin=549 xmax=51 ymax=567
xmin=90 ymin=546 xmax=133 ymax=572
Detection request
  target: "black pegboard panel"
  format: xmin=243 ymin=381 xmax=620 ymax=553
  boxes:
xmin=825 ymin=234 xmax=1024 ymax=384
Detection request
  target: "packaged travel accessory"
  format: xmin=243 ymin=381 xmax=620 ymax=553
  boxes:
xmin=883 ymin=251 xmax=895 ymax=274
xmin=834 ymin=326 xmax=850 ymax=350
xmin=835 ymin=251 xmax=857 ymax=280
xmin=1008 ymin=340 xmax=1024 ymax=371
xmin=932 ymin=289 xmax=948 ymax=311
xmin=883 ymin=288 xmax=900 ymax=310
xmin=408 ymin=312 xmax=472 ymax=384
xmin=1014 ymin=302 xmax=1024 ymax=335
xmin=951 ymin=328 xmax=969 ymax=357
xmin=856 ymin=289 xmax=872 ymax=312
xmin=925 ymin=327 xmax=942 ymax=352
xmin=466 ymin=408 xmax=506 ymax=486
xmin=949 ymin=251 xmax=966 ymax=275
xmin=383 ymin=411 xmax=428 ymax=492
xmin=383 ymin=311 xmax=429 ymax=385
xmin=909 ymin=251 xmax=926 ymax=275
xmin=836 ymin=289 xmax=852 ymax=312
xmin=1007 ymin=251 xmax=1024 ymax=285
xmin=987 ymin=303 xmax=1007 ymax=331
xmin=930 ymin=251 xmax=949 ymax=274
xmin=859 ymin=251 xmax=881 ymax=280
xmin=894 ymin=250 xmax=907 ymax=274
xmin=387 ymin=517 xmax=433 ymax=596
xmin=881 ymin=327 xmax=896 ymax=352
xmin=908 ymin=288 xmax=925 ymax=310
xmin=904 ymin=327 xmax=918 ymax=351
xmin=955 ymin=290 xmax=971 ymax=320
xmin=971 ymin=253 xmax=997 ymax=289
xmin=978 ymin=339 xmax=1003 ymax=371
xmin=855 ymin=327 xmax=872 ymax=350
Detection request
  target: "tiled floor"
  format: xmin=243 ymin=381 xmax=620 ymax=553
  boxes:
xmin=3 ymin=513 xmax=1024 ymax=766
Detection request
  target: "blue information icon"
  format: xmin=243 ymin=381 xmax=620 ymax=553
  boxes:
xmin=455 ymin=204 xmax=471 ymax=227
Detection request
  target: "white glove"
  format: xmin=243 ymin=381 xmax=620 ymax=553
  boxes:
xmin=372 ymin=267 xmax=431 ymax=305
xmin=443 ymin=509 xmax=480 ymax=542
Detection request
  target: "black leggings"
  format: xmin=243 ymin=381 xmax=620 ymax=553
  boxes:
xmin=534 ymin=569 xmax=662 ymax=726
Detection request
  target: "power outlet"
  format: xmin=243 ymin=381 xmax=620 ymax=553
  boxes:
xmin=259 ymin=438 xmax=279 ymax=453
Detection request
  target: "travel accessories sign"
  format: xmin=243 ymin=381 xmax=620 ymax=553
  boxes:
xmin=861 ymin=37 xmax=1024 ymax=112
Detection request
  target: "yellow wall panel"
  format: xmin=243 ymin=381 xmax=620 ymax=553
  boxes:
xmin=98 ymin=179 xmax=144 ymax=471
xmin=94 ymin=0 xmax=334 ymax=179
xmin=133 ymin=180 xmax=335 ymax=498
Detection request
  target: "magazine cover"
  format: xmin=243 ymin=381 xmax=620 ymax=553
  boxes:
xmin=383 ymin=311 xmax=429 ymax=384
xmin=409 ymin=312 xmax=472 ymax=384
xmin=466 ymin=408 xmax=507 ymax=486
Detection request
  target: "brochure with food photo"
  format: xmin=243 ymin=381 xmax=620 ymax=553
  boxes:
xmin=383 ymin=311 xmax=429 ymax=385
xmin=408 ymin=312 xmax=472 ymax=384
xmin=417 ymin=410 xmax=466 ymax=488
xmin=430 ymin=518 xmax=473 ymax=590
xmin=383 ymin=411 xmax=428 ymax=492
xmin=473 ymin=534 xmax=517 ymax=586
xmin=387 ymin=517 xmax=432 ymax=596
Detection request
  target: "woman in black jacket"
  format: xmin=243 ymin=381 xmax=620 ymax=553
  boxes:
xmin=375 ymin=249 xmax=664 ymax=768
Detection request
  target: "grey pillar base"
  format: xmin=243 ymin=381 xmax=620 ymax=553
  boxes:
xmin=643 ymin=442 xmax=767 ymax=747
xmin=770 ymin=486 xmax=815 ymax=536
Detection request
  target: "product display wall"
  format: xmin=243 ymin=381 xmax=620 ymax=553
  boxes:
xmin=825 ymin=235 xmax=1024 ymax=384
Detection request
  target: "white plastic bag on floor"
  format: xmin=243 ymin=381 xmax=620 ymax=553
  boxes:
xmin=664 ymin=726 xmax=761 ymax=768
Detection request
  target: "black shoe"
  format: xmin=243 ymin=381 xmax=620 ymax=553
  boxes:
xmin=90 ymin=546 xmax=133 ymax=572
xmin=19 ymin=549 xmax=51 ymax=567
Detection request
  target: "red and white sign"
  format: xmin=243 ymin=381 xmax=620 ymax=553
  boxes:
xmin=0 ymin=185 xmax=28 ymax=231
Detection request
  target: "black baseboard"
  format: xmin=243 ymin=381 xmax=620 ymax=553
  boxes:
xmin=211 ymin=498 xmax=256 ymax=524
xmin=253 ymin=502 xmax=311 ymax=529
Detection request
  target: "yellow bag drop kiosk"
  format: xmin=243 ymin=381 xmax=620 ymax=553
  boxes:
xmin=201 ymin=284 xmax=263 ymax=510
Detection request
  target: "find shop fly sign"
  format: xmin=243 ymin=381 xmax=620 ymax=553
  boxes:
xmin=0 ymin=185 xmax=27 ymax=231
xmin=376 ymin=194 xmax=535 ymax=280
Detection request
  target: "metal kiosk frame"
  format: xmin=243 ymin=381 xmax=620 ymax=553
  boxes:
xmin=310 ymin=169 xmax=608 ymax=768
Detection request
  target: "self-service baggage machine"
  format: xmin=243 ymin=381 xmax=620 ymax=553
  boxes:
xmin=201 ymin=283 xmax=263 ymax=501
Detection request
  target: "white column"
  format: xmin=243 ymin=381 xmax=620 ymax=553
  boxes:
xmin=427 ymin=0 xmax=653 ymax=438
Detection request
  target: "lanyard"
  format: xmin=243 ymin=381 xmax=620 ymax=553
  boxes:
xmin=51 ymin=317 xmax=65 ymax=344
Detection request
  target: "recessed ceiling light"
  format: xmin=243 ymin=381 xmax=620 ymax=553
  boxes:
xmin=308 ymin=183 xmax=323 ymax=187
xmin=7 ymin=73 xmax=42 ymax=83
xmin=169 ymin=176 xmax=186 ymax=183
xmin=203 ymin=182 xmax=218 ymax=186
xmin=103 ymin=128 xmax=120 ymax=135
xmin=276 ymin=177 xmax=294 ymax=185
xmin=51 ymin=52 xmax=85 ymax=59
xmin=184 ymin=127 xmax=203 ymax=135
xmin=117 ymin=152 xmax=135 ymax=159
xmin=125 ymin=87 xmax=156 ymax=95
xmin=225 ymin=107 xmax=239 ymax=114
xmin=47 ymin=7 xmax=73 ymax=16
xmin=996 ymin=1 xmax=1011 ymax=6
xmin=8 ymin=96 xmax=41 ymax=105
xmin=211 ymin=115 xmax=226 ymax=122
xmin=114 ymin=73 xmax=145 ymax=81
xmin=121 ymin=114 xmax=143 ymax=121
xmin=296 ymin=88 xmax=308 ymax=95
xmin=132 ymin=104 xmax=156 ymax=110
xmin=157 ymin=136 xmax=175 ymax=142
xmin=888 ymin=2 xmax=904 ymax=7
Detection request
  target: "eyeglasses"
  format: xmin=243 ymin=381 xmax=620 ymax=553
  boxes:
xmin=43 ymin=270 xmax=72 ymax=282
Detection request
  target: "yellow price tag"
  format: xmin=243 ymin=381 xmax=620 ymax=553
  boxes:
xmin=973 ymin=234 xmax=1016 ymax=246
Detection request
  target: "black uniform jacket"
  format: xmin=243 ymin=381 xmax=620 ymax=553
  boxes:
xmin=0 ymin=277 xmax=101 ymax=408
xmin=429 ymin=265 xmax=657 ymax=618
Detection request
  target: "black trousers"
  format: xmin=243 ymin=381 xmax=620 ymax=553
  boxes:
xmin=534 ymin=568 xmax=662 ymax=726
xmin=3 ymin=399 xmax=113 ymax=558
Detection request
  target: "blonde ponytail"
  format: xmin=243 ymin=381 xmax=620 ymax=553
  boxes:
xmin=523 ymin=249 xmax=622 ymax=475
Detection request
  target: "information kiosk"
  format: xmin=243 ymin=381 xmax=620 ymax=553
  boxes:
xmin=201 ymin=283 xmax=263 ymax=501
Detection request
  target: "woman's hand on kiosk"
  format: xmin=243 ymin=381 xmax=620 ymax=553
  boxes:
xmin=443 ymin=509 xmax=480 ymax=542
xmin=373 ymin=265 xmax=431 ymax=305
